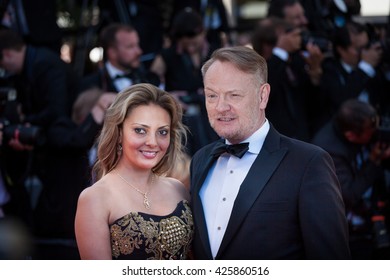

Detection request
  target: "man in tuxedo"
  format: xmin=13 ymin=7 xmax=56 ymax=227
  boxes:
xmin=190 ymin=46 xmax=351 ymax=259
xmin=265 ymin=18 xmax=315 ymax=142
xmin=80 ymin=23 xmax=159 ymax=94
xmin=319 ymin=21 xmax=384 ymax=127
xmin=266 ymin=0 xmax=326 ymax=140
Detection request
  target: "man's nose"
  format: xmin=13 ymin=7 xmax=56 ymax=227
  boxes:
xmin=215 ymin=96 xmax=230 ymax=111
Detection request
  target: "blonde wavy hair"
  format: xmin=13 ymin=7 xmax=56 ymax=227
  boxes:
xmin=93 ymin=83 xmax=187 ymax=180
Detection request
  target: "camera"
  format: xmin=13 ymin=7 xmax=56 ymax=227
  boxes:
xmin=1 ymin=119 xmax=44 ymax=146
xmin=0 ymin=87 xmax=44 ymax=146
xmin=0 ymin=87 xmax=17 ymax=103
xmin=300 ymin=30 xmax=332 ymax=53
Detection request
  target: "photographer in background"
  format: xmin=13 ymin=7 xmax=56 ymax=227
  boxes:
xmin=150 ymin=8 xmax=218 ymax=156
xmin=266 ymin=0 xmax=327 ymax=141
xmin=0 ymin=28 xmax=113 ymax=259
xmin=318 ymin=20 xmax=384 ymax=129
xmin=300 ymin=0 xmax=361 ymax=38
xmin=312 ymin=99 xmax=390 ymax=259
xmin=267 ymin=0 xmax=327 ymax=84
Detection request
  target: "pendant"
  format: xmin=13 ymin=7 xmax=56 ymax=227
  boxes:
xmin=143 ymin=194 xmax=151 ymax=209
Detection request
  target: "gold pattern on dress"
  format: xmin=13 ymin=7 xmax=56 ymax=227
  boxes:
xmin=110 ymin=200 xmax=193 ymax=260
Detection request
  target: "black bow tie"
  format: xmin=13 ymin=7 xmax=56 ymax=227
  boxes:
xmin=211 ymin=141 xmax=249 ymax=159
xmin=114 ymin=73 xmax=132 ymax=80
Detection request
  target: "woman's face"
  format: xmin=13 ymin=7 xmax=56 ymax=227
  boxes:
xmin=119 ymin=103 xmax=171 ymax=171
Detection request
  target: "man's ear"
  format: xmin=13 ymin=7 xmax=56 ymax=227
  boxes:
xmin=107 ymin=47 xmax=116 ymax=60
xmin=259 ymin=83 xmax=270 ymax=109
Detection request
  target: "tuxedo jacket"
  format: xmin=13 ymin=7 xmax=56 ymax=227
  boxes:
xmin=319 ymin=57 xmax=379 ymax=126
xmin=190 ymin=125 xmax=351 ymax=259
xmin=320 ymin=57 xmax=390 ymax=122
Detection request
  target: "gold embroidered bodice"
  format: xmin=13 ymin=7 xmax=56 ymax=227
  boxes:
xmin=110 ymin=200 xmax=193 ymax=260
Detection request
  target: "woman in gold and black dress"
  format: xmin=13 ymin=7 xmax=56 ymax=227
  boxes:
xmin=75 ymin=83 xmax=193 ymax=259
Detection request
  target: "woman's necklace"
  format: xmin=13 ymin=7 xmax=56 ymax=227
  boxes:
xmin=116 ymin=172 xmax=154 ymax=209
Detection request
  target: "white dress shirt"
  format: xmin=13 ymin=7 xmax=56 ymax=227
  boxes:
xmin=105 ymin=61 xmax=133 ymax=92
xmin=199 ymin=120 xmax=270 ymax=258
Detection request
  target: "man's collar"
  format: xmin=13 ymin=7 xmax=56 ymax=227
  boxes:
xmin=105 ymin=61 xmax=126 ymax=79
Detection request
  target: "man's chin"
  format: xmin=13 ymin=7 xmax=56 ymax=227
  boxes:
xmin=215 ymin=129 xmax=236 ymax=141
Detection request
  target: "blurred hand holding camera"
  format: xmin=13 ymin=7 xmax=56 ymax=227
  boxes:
xmin=303 ymin=42 xmax=324 ymax=85
xmin=6 ymin=123 xmax=35 ymax=151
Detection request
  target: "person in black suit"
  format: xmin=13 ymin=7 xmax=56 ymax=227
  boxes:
xmin=0 ymin=29 xmax=115 ymax=259
xmin=150 ymin=8 xmax=218 ymax=156
xmin=318 ymin=21 xmax=384 ymax=128
xmin=266 ymin=0 xmax=326 ymax=140
xmin=312 ymin=99 xmax=390 ymax=259
xmin=98 ymin=0 xmax=167 ymax=69
xmin=190 ymin=46 xmax=350 ymax=259
xmin=80 ymin=23 xmax=160 ymax=94
xmin=265 ymin=17 xmax=314 ymax=141
xmin=171 ymin=0 xmax=231 ymax=50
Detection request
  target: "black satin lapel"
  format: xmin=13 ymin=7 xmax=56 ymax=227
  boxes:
xmin=192 ymin=153 xmax=218 ymax=259
xmin=216 ymin=146 xmax=288 ymax=258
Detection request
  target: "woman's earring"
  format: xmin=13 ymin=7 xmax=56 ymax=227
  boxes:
xmin=117 ymin=144 xmax=123 ymax=155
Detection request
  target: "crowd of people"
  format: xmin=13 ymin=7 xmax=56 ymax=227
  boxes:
xmin=0 ymin=0 xmax=389 ymax=260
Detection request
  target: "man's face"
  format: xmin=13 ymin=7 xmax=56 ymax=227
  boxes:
xmin=283 ymin=3 xmax=308 ymax=29
xmin=0 ymin=49 xmax=22 ymax=75
xmin=277 ymin=27 xmax=302 ymax=53
xmin=109 ymin=30 xmax=143 ymax=70
xmin=339 ymin=32 xmax=368 ymax=67
xmin=352 ymin=117 xmax=378 ymax=145
xmin=204 ymin=60 xmax=268 ymax=144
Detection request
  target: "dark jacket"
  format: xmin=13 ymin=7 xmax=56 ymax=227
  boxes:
xmin=190 ymin=125 xmax=351 ymax=259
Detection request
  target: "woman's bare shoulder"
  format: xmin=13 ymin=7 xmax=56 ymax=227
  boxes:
xmin=160 ymin=176 xmax=190 ymax=201
xmin=78 ymin=175 xmax=114 ymax=205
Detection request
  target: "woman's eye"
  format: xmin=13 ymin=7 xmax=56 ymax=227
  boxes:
xmin=159 ymin=129 xmax=169 ymax=136
xmin=134 ymin=128 xmax=146 ymax=134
